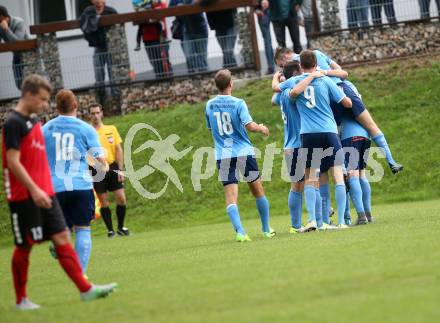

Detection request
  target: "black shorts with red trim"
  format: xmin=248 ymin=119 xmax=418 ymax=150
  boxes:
xmin=8 ymin=197 xmax=67 ymax=247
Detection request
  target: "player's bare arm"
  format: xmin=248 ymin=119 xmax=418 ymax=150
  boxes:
xmin=272 ymin=71 xmax=283 ymax=92
xmin=289 ymin=71 xmax=324 ymax=98
xmin=6 ymin=149 xmax=52 ymax=209
xmin=340 ymin=96 xmax=353 ymax=108
xmin=326 ymin=69 xmax=348 ymax=80
xmin=246 ymin=122 xmax=270 ymax=136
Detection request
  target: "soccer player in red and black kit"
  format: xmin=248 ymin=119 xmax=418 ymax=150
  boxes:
xmin=2 ymin=75 xmax=117 ymax=310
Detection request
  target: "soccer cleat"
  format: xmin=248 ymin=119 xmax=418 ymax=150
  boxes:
xmin=318 ymin=222 xmax=339 ymax=231
xmin=290 ymin=226 xmax=305 ymax=234
xmin=345 ymin=218 xmax=352 ymax=226
xmin=49 ymin=243 xmax=58 ymax=259
xmin=263 ymin=227 xmax=276 ymax=238
xmin=107 ymin=231 xmax=116 ymax=238
xmin=117 ymin=227 xmax=130 ymax=236
xmin=337 ymin=224 xmax=350 ymax=229
xmin=16 ymin=298 xmax=40 ymax=311
xmin=236 ymin=233 xmax=251 ymax=242
xmin=355 ymin=214 xmax=368 ymax=225
xmin=80 ymin=283 xmax=118 ymax=302
xmin=303 ymin=220 xmax=317 ymax=232
xmin=390 ymin=163 xmax=404 ymax=174
xmin=366 ymin=213 xmax=375 ymax=223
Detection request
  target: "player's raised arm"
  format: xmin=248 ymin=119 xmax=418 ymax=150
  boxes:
xmin=272 ymin=71 xmax=283 ymax=92
xmin=290 ymin=71 xmax=324 ymax=98
xmin=325 ymin=69 xmax=348 ymax=80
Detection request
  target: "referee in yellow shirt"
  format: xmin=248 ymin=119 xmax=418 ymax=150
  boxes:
xmin=89 ymin=103 xmax=129 ymax=238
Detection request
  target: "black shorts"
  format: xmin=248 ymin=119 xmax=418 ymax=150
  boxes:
xmin=301 ymin=132 xmax=344 ymax=173
xmin=9 ymin=197 xmax=67 ymax=247
xmin=91 ymin=163 xmax=124 ymax=194
xmin=338 ymin=82 xmax=366 ymax=118
xmin=342 ymin=136 xmax=371 ymax=171
xmin=216 ymin=155 xmax=260 ymax=186
xmin=284 ymin=148 xmax=305 ymax=182
xmin=56 ymin=189 xmax=95 ymax=228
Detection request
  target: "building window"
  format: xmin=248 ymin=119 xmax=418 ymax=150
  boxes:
xmin=32 ymin=0 xmax=91 ymax=24
xmin=33 ymin=0 xmax=67 ymax=23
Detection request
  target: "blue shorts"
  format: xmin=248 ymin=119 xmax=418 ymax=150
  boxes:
xmin=338 ymin=82 xmax=366 ymax=118
xmin=301 ymin=132 xmax=344 ymax=173
xmin=56 ymin=189 xmax=95 ymax=228
xmin=342 ymin=136 xmax=371 ymax=171
xmin=284 ymin=148 xmax=305 ymax=182
xmin=216 ymin=155 xmax=260 ymax=186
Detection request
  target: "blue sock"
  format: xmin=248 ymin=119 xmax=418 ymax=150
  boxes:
xmin=372 ymin=132 xmax=397 ymax=166
xmin=348 ymin=177 xmax=365 ymax=214
xmin=256 ymin=196 xmax=270 ymax=233
xmin=74 ymin=228 xmax=92 ymax=274
xmin=335 ymin=184 xmax=347 ymax=225
xmin=320 ymin=184 xmax=330 ymax=224
xmin=226 ymin=204 xmax=245 ymax=235
xmin=345 ymin=192 xmax=351 ymax=222
xmin=288 ymin=191 xmax=302 ymax=229
xmin=359 ymin=177 xmax=372 ymax=213
xmin=315 ymin=188 xmax=323 ymax=227
xmin=304 ymin=185 xmax=316 ymax=222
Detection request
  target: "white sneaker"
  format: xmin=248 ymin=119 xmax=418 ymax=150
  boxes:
xmin=16 ymin=298 xmax=40 ymax=310
xmin=303 ymin=220 xmax=317 ymax=232
xmin=337 ymin=224 xmax=350 ymax=229
xmin=318 ymin=223 xmax=339 ymax=231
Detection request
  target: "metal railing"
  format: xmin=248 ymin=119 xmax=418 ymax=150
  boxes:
xmin=334 ymin=0 xmax=440 ymax=31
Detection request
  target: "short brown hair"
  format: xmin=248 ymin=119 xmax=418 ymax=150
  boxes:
xmin=300 ymin=50 xmax=317 ymax=70
xmin=55 ymin=89 xmax=76 ymax=114
xmin=214 ymin=69 xmax=232 ymax=92
xmin=283 ymin=61 xmax=302 ymax=79
xmin=88 ymin=103 xmax=102 ymax=111
xmin=21 ymin=74 xmax=52 ymax=97
xmin=274 ymin=47 xmax=293 ymax=63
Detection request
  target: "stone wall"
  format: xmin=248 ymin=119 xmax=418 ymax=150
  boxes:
xmin=309 ymin=20 xmax=440 ymax=64
xmin=0 ymin=69 xmax=259 ymax=129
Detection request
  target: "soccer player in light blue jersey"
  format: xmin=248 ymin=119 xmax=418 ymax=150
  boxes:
xmin=43 ymin=90 xmax=107 ymax=276
xmin=340 ymin=108 xmax=374 ymax=225
xmin=274 ymin=47 xmax=403 ymax=174
xmin=272 ymin=61 xmax=316 ymax=233
xmin=288 ymin=50 xmax=353 ymax=229
xmin=206 ymin=69 xmax=274 ymax=242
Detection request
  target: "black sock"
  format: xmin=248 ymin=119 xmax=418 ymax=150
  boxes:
xmin=116 ymin=205 xmax=126 ymax=230
xmin=100 ymin=207 xmax=114 ymax=232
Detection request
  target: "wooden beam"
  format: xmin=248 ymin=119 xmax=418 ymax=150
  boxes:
xmin=30 ymin=0 xmax=258 ymax=35
xmin=248 ymin=9 xmax=261 ymax=72
xmin=0 ymin=40 xmax=38 ymax=53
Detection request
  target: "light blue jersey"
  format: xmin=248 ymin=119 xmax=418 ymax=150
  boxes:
xmin=205 ymin=95 xmax=255 ymax=160
xmin=340 ymin=112 xmax=369 ymax=140
xmin=292 ymin=50 xmax=342 ymax=84
xmin=290 ymin=74 xmax=346 ymax=134
xmin=273 ymin=91 xmax=301 ymax=149
xmin=43 ymin=116 xmax=104 ymax=192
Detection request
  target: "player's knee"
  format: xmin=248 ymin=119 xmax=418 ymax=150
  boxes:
xmin=51 ymin=230 xmax=71 ymax=246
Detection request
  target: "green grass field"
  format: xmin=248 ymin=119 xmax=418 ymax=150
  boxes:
xmin=0 ymin=199 xmax=439 ymax=323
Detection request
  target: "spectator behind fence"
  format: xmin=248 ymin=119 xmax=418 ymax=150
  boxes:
xmin=369 ymin=0 xmax=396 ymax=24
xmin=269 ymin=0 xmax=303 ymax=54
xmin=0 ymin=6 xmax=29 ymax=90
xmin=347 ymin=0 xmax=370 ymax=28
xmin=133 ymin=0 xmax=173 ymax=79
xmin=255 ymin=0 xmax=275 ymax=74
xmin=202 ymin=0 xmax=237 ymax=69
xmin=80 ymin=0 xmax=119 ymax=103
xmin=169 ymin=0 xmax=209 ymax=73
xmin=298 ymin=0 xmax=313 ymax=48
xmin=418 ymin=0 xmax=440 ymax=18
